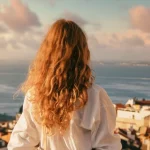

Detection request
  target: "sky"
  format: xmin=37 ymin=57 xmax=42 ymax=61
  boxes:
xmin=0 ymin=0 xmax=150 ymax=64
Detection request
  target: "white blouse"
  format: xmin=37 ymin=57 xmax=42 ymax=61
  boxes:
xmin=8 ymin=84 xmax=122 ymax=150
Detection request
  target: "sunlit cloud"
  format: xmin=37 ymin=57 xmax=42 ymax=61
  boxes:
xmin=0 ymin=0 xmax=41 ymax=32
xmin=130 ymin=6 xmax=150 ymax=33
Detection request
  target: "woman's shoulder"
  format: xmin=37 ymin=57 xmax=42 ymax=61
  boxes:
xmin=88 ymin=83 xmax=107 ymax=93
xmin=73 ymin=84 xmax=113 ymax=129
xmin=88 ymin=83 xmax=114 ymax=108
xmin=88 ymin=83 xmax=109 ymax=100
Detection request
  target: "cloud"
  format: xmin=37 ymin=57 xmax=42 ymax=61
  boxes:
xmin=62 ymin=11 xmax=88 ymax=27
xmin=88 ymin=30 xmax=150 ymax=62
xmin=0 ymin=37 xmax=7 ymax=49
xmin=49 ymin=0 xmax=56 ymax=6
xmin=94 ymin=29 xmax=149 ymax=48
xmin=130 ymin=6 xmax=150 ymax=33
xmin=0 ymin=0 xmax=41 ymax=32
xmin=60 ymin=11 xmax=101 ymax=31
xmin=0 ymin=24 xmax=7 ymax=33
xmin=2 ymin=27 xmax=148 ymax=63
xmin=120 ymin=36 xmax=145 ymax=47
xmin=18 ymin=30 xmax=44 ymax=50
xmin=0 ymin=28 xmax=45 ymax=62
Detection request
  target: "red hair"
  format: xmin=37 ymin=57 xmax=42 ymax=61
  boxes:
xmin=21 ymin=19 xmax=93 ymax=134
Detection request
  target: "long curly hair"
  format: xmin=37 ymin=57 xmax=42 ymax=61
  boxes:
xmin=21 ymin=19 xmax=94 ymax=134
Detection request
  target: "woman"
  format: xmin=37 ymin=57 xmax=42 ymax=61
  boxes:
xmin=8 ymin=19 xmax=122 ymax=150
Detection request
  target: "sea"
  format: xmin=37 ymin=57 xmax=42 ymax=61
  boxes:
xmin=0 ymin=63 xmax=150 ymax=116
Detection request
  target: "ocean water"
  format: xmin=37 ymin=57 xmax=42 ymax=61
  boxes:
xmin=0 ymin=64 xmax=150 ymax=116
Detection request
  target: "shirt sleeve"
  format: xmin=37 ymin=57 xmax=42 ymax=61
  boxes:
xmin=91 ymin=88 xmax=122 ymax=150
xmin=7 ymin=92 xmax=40 ymax=150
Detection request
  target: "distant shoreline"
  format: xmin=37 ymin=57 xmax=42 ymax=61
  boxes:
xmin=92 ymin=61 xmax=150 ymax=67
xmin=1 ymin=60 xmax=150 ymax=68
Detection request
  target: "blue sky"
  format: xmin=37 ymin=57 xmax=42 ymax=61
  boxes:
xmin=0 ymin=0 xmax=150 ymax=63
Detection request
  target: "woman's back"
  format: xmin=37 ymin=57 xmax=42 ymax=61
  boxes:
xmin=8 ymin=84 xmax=121 ymax=150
